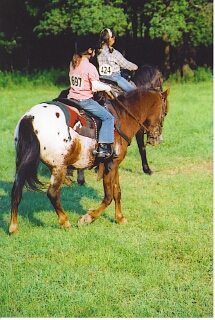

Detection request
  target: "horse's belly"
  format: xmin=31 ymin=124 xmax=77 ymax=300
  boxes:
xmin=67 ymin=129 xmax=96 ymax=168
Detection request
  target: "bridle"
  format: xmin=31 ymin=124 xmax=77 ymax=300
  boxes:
xmin=108 ymin=87 xmax=166 ymax=135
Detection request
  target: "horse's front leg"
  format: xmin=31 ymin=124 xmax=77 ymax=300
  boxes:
xmin=47 ymin=166 xmax=71 ymax=229
xmin=135 ymin=130 xmax=154 ymax=175
xmin=113 ymin=166 xmax=127 ymax=224
xmin=78 ymin=164 xmax=123 ymax=225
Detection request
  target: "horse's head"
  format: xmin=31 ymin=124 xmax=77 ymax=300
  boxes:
xmin=145 ymin=88 xmax=170 ymax=146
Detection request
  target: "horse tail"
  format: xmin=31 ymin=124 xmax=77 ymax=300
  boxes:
xmin=15 ymin=115 xmax=42 ymax=191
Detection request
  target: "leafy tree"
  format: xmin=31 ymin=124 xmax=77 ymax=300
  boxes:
xmin=24 ymin=0 xmax=213 ymax=47
xmin=144 ymin=0 xmax=213 ymax=47
xmin=0 ymin=0 xmax=212 ymax=71
xmin=0 ymin=0 xmax=30 ymax=53
xmin=0 ymin=0 xmax=39 ymax=70
xmin=25 ymin=0 xmax=128 ymax=37
xmin=139 ymin=0 xmax=213 ymax=72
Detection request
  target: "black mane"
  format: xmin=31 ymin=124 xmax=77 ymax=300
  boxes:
xmin=131 ymin=64 xmax=164 ymax=90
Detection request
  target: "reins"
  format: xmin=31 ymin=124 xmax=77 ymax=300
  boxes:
xmin=107 ymin=85 xmax=165 ymax=148
xmin=107 ymin=91 xmax=150 ymax=133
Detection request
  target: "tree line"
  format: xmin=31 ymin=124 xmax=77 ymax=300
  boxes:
xmin=0 ymin=0 xmax=212 ymax=76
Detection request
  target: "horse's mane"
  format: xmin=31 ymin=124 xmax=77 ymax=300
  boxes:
xmin=131 ymin=64 xmax=164 ymax=90
xmin=117 ymin=87 xmax=159 ymax=105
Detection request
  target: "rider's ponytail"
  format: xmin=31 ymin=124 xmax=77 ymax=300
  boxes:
xmin=71 ymin=52 xmax=82 ymax=69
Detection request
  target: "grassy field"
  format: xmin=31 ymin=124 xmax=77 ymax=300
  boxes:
xmin=0 ymin=80 xmax=213 ymax=317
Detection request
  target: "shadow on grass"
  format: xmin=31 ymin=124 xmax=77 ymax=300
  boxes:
xmin=0 ymin=178 xmax=102 ymax=234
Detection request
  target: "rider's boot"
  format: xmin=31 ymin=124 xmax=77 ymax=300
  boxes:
xmin=97 ymin=143 xmax=111 ymax=158
xmin=97 ymin=143 xmax=118 ymax=158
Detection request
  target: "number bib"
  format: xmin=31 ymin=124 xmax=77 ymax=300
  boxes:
xmin=99 ymin=64 xmax=113 ymax=76
xmin=70 ymin=75 xmax=84 ymax=89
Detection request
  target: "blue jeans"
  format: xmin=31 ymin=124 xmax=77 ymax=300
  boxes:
xmin=100 ymin=73 xmax=136 ymax=91
xmin=78 ymin=98 xmax=114 ymax=143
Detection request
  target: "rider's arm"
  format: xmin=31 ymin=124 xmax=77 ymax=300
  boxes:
xmin=91 ymin=80 xmax=111 ymax=92
xmin=88 ymin=63 xmax=112 ymax=92
xmin=113 ymin=50 xmax=138 ymax=71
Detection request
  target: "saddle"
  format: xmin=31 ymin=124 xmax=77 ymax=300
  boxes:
xmin=52 ymin=87 xmax=120 ymax=141
xmin=52 ymin=98 xmax=100 ymax=139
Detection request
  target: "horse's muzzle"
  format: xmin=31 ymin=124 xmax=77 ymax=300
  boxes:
xmin=147 ymin=134 xmax=163 ymax=146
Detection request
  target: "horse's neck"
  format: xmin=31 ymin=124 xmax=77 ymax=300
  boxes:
xmin=116 ymin=90 xmax=160 ymax=138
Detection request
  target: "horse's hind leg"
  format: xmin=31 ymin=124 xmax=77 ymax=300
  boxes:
xmin=47 ymin=166 xmax=71 ymax=229
xmin=9 ymin=177 xmax=24 ymax=234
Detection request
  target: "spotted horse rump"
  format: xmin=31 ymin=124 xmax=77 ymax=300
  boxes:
xmin=46 ymin=100 xmax=99 ymax=140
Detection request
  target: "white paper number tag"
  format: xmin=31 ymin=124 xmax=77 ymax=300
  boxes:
xmin=99 ymin=64 xmax=112 ymax=76
xmin=70 ymin=75 xmax=84 ymax=89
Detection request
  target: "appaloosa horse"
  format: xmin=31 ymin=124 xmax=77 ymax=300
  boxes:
xmin=9 ymin=87 xmax=170 ymax=234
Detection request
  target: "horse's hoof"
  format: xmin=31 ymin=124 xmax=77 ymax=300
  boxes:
xmin=147 ymin=170 xmax=154 ymax=175
xmin=59 ymin=219 xmax=71 ymax=229
xmin=142 ymin=165 xmax=154 ymax=175
xmin=77 ymin=179 xmax=85 ymax=186
xmin=9 ymin=224 xmax=18 ymax=235
xmin=77 ymin=214 xmax=93 ymax=226
xmin=117 ymin=217 xmax=128 ymax=225
xmin=144 ymin=169 xmax=154 ymax=175
xmin=64 ymin=220 xmax=71 ymax=228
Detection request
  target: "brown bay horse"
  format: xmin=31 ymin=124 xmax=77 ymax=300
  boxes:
xmin=61 ymin=64 xmax=166 ymax=185
xmin=9 ymin=87 xmax=170 ymax=234
xmin=131 ymin=64 xmax=165 ymax=174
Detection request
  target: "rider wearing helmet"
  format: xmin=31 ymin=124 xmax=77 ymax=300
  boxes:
xmin=97 ymin=28 xmax=138 ymax=91
xmin=67 ymin=39 xmax=116 ymax=158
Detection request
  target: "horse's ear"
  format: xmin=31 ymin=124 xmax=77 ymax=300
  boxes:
xmin=162 ymin=87 xmax=170 ymax=99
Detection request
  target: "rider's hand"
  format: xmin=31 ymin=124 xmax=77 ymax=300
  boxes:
xmin=105 ymin=90 xmax=115 ymax=99
xmin=104 ymin=85 xmax=112 ymax=92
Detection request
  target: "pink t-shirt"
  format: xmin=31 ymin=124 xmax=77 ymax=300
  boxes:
xmin=67 ymin=57 xmax=99 ymax=100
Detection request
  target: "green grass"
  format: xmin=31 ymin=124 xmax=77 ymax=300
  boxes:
xmin=0 ymin=80 xmax=213 ymax=317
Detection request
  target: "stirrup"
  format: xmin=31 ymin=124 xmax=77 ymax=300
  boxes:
xmin=97 ymin=143 xmax=111 ymax=158
xmin=93 ymin=143 xmax=118 ymax=159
